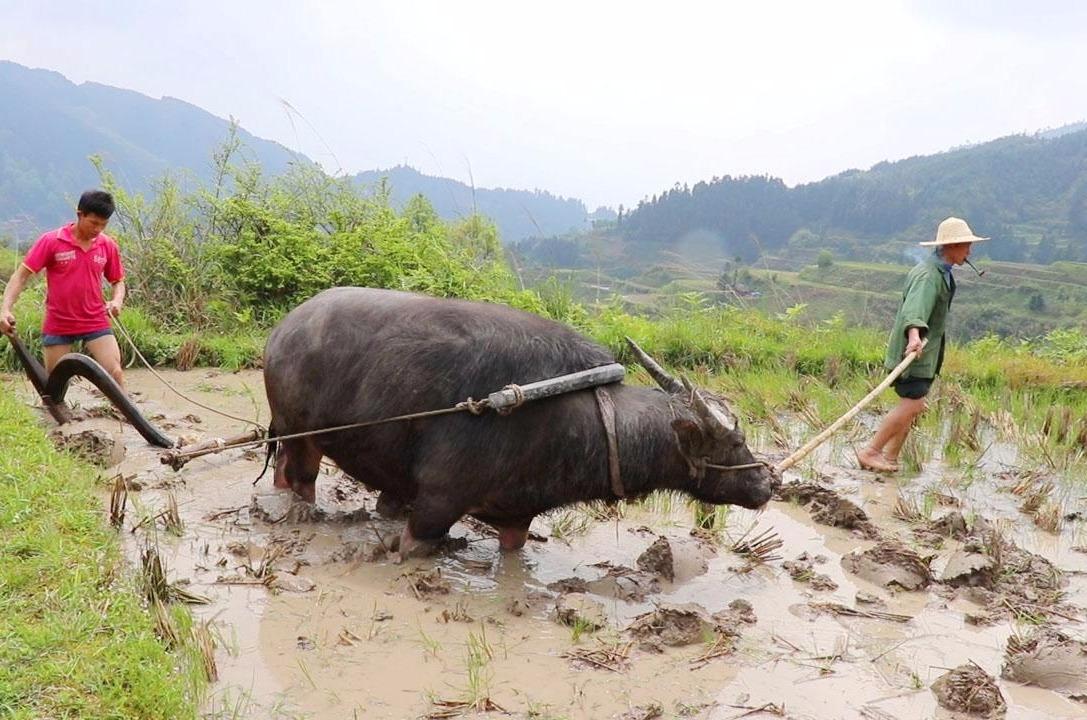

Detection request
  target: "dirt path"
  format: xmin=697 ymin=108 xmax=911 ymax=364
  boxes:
xmin=8 ymin=369 xmax=1087 ymax=719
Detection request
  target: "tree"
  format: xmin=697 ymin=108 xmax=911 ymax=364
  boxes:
xmin=817 ymin=249 xmax=834 ymax=269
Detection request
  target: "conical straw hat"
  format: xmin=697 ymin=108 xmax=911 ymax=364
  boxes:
xmin=919 ymin=217 xmax=989 ymax=246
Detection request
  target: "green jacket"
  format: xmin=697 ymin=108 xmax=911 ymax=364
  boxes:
xmin=885 ymin=254 xmax=954 ymax=379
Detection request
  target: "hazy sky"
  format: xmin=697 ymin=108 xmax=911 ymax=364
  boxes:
xmin=4 ymin=1 xmax=1087 ymax=208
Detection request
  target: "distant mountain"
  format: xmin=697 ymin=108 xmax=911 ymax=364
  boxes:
xmin=520 ymin=123 xmax=1087 ymax=268
xmin=353 ymin=165 xmax=588 ymax=243
xmin=0 ymin=60 xmax=301 ymax=236
xmin=0 ymin=61 xmax=591 ymax=245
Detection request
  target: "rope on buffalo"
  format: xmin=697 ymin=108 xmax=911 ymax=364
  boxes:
xmin=495 ymin=383 xmax=525 ymax=415
xmin=160 ymin=394 xmax=503 ymax=468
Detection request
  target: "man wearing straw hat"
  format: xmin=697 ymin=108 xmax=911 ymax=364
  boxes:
xmin=856 ymin=217 xmax=988 ymax=473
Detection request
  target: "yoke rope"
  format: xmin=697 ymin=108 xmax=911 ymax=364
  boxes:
xmin=111 ymin=313 xmax=265 ymax=431
xmin=163 ymin=398 xmax=490 ymax=464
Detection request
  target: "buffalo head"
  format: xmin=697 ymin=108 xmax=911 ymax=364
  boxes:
xmin=626 ymin=338 xmax=776 ymax=509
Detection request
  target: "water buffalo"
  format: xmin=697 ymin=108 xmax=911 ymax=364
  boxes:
xmin=263 ymin=287 xmax=773 ymax=556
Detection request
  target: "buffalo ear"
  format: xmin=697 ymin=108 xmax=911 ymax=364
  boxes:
xmin=671 ymin=418 xmax=704 ymax=451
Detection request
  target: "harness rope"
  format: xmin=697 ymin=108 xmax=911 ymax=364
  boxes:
xmin=159 ymin=389 xmax=519 ymax=468
xmin=110 ymin=312 xmax=265 ymax=430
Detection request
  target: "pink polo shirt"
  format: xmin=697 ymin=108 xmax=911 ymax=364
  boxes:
xmin=23 ymin=223 xmax=125 ymax=335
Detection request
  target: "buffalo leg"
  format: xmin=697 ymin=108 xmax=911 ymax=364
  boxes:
xmin=273 ymin=438 xmax=322 ymax=503
xmin=399 ymin=493 xmax=465 ymax=559
xmin=375 ymin=491 xmax=410 ymax=518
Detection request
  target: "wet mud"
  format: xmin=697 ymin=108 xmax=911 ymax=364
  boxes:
xmin=7 ymin=368 xmax=1087 ymax=719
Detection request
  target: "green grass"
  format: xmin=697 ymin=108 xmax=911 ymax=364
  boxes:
xmin=0 ymin=386 xmax=202 ymax=719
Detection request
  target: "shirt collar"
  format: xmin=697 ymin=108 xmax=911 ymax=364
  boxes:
xmin=58 ymin=222 xmax=102 ymax=248
xmin=930 ymin=250 xmax=952 ymax=273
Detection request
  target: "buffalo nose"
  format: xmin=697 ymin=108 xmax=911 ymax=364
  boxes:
xmin=746 ymin=472 xmax=774 ymax=510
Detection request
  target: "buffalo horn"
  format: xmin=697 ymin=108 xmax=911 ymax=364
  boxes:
xmin=625 ymin=337 xmax=684 ymax=394
xmin=689 ymin=386 xmax=738 ymax=436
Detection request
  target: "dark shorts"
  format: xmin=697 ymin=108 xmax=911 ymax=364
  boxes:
xmin=41 ymin=328 xmax=114 ymax=347
xmin=893 ymin=376 xmax=933 ymax=400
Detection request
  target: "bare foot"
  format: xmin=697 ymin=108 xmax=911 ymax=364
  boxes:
xmin=856 ymin=447 xmax=896 ymax=473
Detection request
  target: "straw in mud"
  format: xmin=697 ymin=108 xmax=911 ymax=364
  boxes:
xmin=809 ymin=602 xmax=912 ymax=624
xmin=151 ymin=596 xmax=180 ymax=647
xmin=109 ymin=473 xmax=127 ymax=528
xmin=426 ymin=698 xmax=505 ymax=719
xmin=192 ymin=621 xmax=218 ymax=682
xmin=564 ymin=639 xmax=632 ymax=672
xmin=689 ymin=634 xmax=736 ymax=669
xmin=730 ymin=525 xmax=783 ymax=564
xmin=162 ymin=491 xmax=184 ymax=536
xmin=141 ymin=542 xmax=211 ymax=605
xmin=726 ymin=702 xmax=786 ymax=718
xmin=1033 ymin=501 xmax=1063 ymax=532
xmin=141 ymin=543 xmax=171 ymax=605
xmin=891 ymin=493 xmax=925 ymax=523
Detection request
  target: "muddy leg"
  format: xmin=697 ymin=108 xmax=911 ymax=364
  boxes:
xmin=858 ymin=398 xmax=926 ymax=472
xmin=272 ymin=438 xmax=322 ymax=502
xmin=399 ymin=494 xmax=465 ymax=560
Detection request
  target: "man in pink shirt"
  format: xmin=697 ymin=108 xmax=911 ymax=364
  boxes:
xmin=1 ymin=190 xmax=128 ymax=388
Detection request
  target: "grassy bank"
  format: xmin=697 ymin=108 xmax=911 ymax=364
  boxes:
xmin=0 ymin=387 xmax=202 ymax=719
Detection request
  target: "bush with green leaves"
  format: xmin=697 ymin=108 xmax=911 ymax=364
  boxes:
xmin=95 ymin=131 xmax=532 ymax=332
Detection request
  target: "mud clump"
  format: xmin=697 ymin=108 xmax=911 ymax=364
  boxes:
xmin=548 ymin=577 xmax=590 ymax=594
xmin=50 ymin=428 xmax=124 ymax=467
xmin=250 ymin=491 xmax=371 ymax=525
xmin=618 ymin=703 xmax=663 ymax=720
xmin=637 ymin=536 xmax=675 ymax=582
xmin=956 ymin=530 xmax=1071 ymax=624
xmin=69 ymin=403 xmax=124 ymax=422
xmin=841 ymin=540 xmax=933 ymax=591
xmin=1002 ymin=627 xmax=1087 ymax=695
xmin=777 ymin=481 xmax=879 ymax=538
xmin=936 ymin=549 xmax=996 ymax=587
xmin=930 ymin=510 xmax=969 ymax=538
xmin=398 ymin=567 xmax=450 ymax=598
xmin=554 ymin=592 xmax=607 ymax=632
xmin=550 ymin=563 xmax=661 ymax=603
xmin=913 ymin=511 xmax=971 ymax=546
xmin=931 ymin=663 xmax=1006 ymax=718
xmin=269 ymin=574 xmax=316 ymax=593
xmin=627 ymin=600 xmax=755 ymax=651
xmin=251 ymin=491 xmax=322 ymax=524
xmin=783 ymin=552 xmax=838 ymax=591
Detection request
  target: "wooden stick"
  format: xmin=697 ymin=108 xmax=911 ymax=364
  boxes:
xmin=774 ymin=340 xmax=928 ymax=473
xmin=160 ymin=429 xmax=263 ymax=470
xmin=487 ymin=363 xmax=625 ymax=411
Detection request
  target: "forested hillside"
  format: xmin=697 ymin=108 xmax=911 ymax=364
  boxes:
xmin=519 ymin=125 xmax=1087 ymax=268
xmin=0 ymin=61 xmax=591 ymax=245
xmin=0 ymin=61 xmax=299 ymax=237
xmin=353 ymin=165 xmax=589 ymax=243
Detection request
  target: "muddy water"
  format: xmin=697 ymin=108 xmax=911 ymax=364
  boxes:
xmin=8 ymin=369 xmax=1087 ymax=719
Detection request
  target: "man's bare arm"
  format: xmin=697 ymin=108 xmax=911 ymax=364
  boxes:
xmin=106 ymin=279 xmax=127 ymax=317
xmin=1 ymin=264 xmax=35 ymax=335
